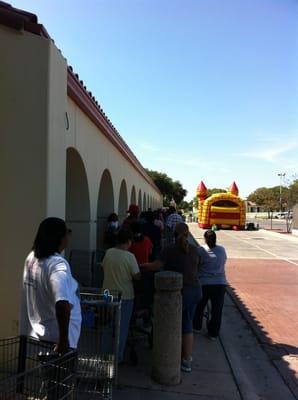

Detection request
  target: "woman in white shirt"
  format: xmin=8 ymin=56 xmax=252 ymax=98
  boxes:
xmin=20 ymin=217 xmax=81 ymax=353
xmin=193 ymin=230 xmax=227 ymax=340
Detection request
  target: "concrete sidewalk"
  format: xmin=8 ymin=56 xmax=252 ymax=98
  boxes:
xmin=114 ymin=294 xmax=295 ymax=400
xmin=113 ymin=226 xmax=297 ymax=400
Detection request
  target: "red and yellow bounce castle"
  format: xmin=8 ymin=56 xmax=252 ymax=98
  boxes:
xmin=197 ymin=181 xmax=246 ymax=230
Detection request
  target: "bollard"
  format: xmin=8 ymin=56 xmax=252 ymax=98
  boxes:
xmin=152 ymin=271 xmax=183 ymax=385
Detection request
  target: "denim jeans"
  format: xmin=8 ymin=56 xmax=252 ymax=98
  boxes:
xmin=119 ymin=299 xmax=134 ymax=362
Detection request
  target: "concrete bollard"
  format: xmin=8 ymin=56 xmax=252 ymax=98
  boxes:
xmin=152 ymin=271 xmax=183 ymax=385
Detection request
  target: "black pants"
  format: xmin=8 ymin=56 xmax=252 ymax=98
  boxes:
xmin=193 ymin=285 xmax=226 ymax=337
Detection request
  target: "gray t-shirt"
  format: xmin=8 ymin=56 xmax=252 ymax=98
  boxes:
xmin=197 ymin=245 xmax=227 ymax=286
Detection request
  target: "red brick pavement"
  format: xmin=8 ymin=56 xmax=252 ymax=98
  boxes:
xmin=226 ymin=258 xmax=298 ymax=351
xmin=227 ymin=258 xmax=298 ymax=396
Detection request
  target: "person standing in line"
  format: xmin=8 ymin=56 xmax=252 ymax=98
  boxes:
xmin=154 ymin=211 xmax=164 ymax=233
xmin=193 ymin=230 xmax=227 ymax=340
xmin=102 ymin=229 xmax=141 ymax=363
xmin=20 ymin=218 xmax=82 ymax=353
xmin=122 ymin=204 xmax=139 ymax=229
xmin=129 ymin=222 xmax=153 ymax=264
xmin=104 ymin=212 xmax=120 ymax=248
xmin=165 ymin=206 xmax=183 ymax=245
xmin=166 ymin=206 xmax=183 ymax=232
xmin=141 ymin=223 xmax=202 ymax=373
xmin=143 ymin=211 xmax=162 ymax=261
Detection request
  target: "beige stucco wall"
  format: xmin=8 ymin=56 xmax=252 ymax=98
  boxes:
xmin=0 ymin=26 xmax=57 ymax=336
xmin=0 ymin=25 xmax=162 ymax=337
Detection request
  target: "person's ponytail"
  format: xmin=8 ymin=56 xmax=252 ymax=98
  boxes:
xmin=175 ymin=222 xmax=190 ymax=253
xmin=204 ymin=230 xmax=216 ymax=248
xmin=177 ymin=233 xmax=189 ymax=253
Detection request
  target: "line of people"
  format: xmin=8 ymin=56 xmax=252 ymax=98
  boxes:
xmin=20 ymin=205 xmax=227 ymax=375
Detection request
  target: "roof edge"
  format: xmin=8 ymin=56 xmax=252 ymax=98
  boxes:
xmin=0 ymin=1 xmax=161 ymax=196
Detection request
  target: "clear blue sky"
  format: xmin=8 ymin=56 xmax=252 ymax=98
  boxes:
xmin=15 ymin=0 xmax=298 ymax=200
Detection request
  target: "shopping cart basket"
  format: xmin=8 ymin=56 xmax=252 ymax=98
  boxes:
xmin=77 ymin=288 xmax=121 ymax=399
xmin=0 ymin=335 xmax=77 ymax=399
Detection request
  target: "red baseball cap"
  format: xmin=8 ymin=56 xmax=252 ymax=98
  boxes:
xmin=127 ymin=204 xmax=139 ymax=215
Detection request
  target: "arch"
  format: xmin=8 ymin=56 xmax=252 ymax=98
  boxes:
xmin=66 ymin=148 xmax=91 ymax=249
xmin=118 ymin=179 xmax=128 ymax=222
xmin=97 ymin=169 xmax=115 ymax=249
xmin=138 ymin=189 xmax=142 ymax=210
xmin=143 ymin=192 xmax=147 ymax=211
xmin=130 ymin=185 xmax=137 ymax=205
xmin=66 ymin=148 xmax=91 ymax=284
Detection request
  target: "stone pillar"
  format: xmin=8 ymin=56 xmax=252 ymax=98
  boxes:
xmin=152 ymin=271 xmax=183 ymax=385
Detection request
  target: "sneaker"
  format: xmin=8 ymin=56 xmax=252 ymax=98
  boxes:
xmin=181 ymin=359 xmax=192 ymax=373
xmin=193 ymin=328 xmax=201 ymax=334
xmin=208 ymin=335 xmax=217 ymax=341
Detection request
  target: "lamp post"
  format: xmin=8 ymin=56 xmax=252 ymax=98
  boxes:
xmin=277 ymin=172 xmax=286 ymax=216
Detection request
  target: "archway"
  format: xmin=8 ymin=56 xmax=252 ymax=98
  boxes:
xmin=143 ymin=192 xmax=147 ymax=211
xmin=130 ymin=185 xmax=137 ymax=205
xmin=138 ymin=189 xmax=142 ymax=211
xmin=118 ymin=180 xmax=128 ymax=223
xmin=97 ymin=169 xmax=115 ymax=249
xmin=66 ymin=148 xmax=91 ymax=284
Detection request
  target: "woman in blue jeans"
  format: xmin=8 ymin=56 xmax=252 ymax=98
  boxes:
xmin=102 ymin=229 xmax=141 ymax=362
xmin=141 ymin=223 xmax=202 ymax=373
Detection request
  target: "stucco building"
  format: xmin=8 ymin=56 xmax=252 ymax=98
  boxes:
xmin=0 ymin=2 xmax=162 ymax=337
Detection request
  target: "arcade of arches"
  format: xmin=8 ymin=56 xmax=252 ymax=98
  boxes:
xmin=0 ymin=12 xmax=162 ymax=337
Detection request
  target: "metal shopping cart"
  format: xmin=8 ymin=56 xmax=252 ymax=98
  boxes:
xmin=0 ymin=335 xmax=77 ymax=399
xmin=77 ymin=288 xmax=121 ymax=400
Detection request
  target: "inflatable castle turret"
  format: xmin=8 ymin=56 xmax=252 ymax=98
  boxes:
xmin=197 ymin=181 xmax=245 ymax=230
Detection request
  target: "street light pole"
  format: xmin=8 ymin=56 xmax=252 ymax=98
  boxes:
xmin=277 ymin=172 xmax=286 ymax=216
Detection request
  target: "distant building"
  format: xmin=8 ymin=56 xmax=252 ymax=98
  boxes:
xmin=245 ymin=200 xmax=265 ymax=213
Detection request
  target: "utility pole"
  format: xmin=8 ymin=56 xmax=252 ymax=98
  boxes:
xmin=277 ymin=172 xmax=286 ymax=216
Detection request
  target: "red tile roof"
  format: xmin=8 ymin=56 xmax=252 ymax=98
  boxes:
xmin=0 ymin=1 xmax=160 ymax=194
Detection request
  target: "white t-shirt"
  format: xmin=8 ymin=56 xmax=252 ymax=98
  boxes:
xmin=20 ymin=252 xmax=82 ymax=349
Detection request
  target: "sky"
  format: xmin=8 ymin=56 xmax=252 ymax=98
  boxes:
xmin=14 ymin=0 xmax=298 ymax=200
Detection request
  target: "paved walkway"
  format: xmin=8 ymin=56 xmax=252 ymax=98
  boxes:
xmin=189 ymin=223 xmax=298 ymax=399
xmin=114 ymin=225 xmax=297 ymax=400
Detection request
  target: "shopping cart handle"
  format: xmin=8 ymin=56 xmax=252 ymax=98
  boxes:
xmin=103 ymin=289 xmax=114 ymax=303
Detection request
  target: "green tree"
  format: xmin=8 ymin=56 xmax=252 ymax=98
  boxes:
xmin=247 ymin=186 xmax=289 ymax=213
xmin=288 ymin=179 xmax=298 ymax=208
xmin=207 ymin=188 xmax=227 ymax=197
xmin=145 ymin=169 xmax=187 ymax=206
xmin=192 ymin=196 xmax=198 ymax=209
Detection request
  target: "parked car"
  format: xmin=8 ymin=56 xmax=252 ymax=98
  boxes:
xmin=275 ymin=211 xmax=293 ymax=219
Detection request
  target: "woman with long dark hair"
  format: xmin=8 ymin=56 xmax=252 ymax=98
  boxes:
xmin=20 ymin=217 xmax=81 ymax=353
xmin=193 ymin=230 xmax=227 ymax=340
xmin=141 ymin=222 xmax=202 ymax=373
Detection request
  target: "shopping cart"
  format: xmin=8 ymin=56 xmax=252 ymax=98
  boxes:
xmin=77 ymin=288 xmax=121 ymax=400
xmin=0 ymin=335 xmax=77 ymax=399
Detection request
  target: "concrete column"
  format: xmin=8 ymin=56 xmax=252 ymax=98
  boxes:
xmin=152 ymin=271 xmax=183 ymax=385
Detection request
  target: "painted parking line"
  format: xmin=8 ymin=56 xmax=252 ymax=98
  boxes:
xmin=222 ymin=231 xmax=298 ymax=267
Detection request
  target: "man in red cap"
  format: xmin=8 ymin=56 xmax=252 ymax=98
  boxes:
xmin=122 ymin=204 xmax=139 ymax=228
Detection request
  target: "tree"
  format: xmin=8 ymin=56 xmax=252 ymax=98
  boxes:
xmin=288 ymin=179 xmax=298 ymax=208
xmin=145 ymin=169 xmax=187 ymax=206
xmin=247 ymin=186 xmax=289 ymax=213
xmin=192 ymin=196 xmax=198 ymax=209
xmin=207 ymin=188 xmax=227 ymax=197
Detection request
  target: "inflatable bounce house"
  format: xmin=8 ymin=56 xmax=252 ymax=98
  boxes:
xmin=197 ymin=181 xmax=246 ymax=230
